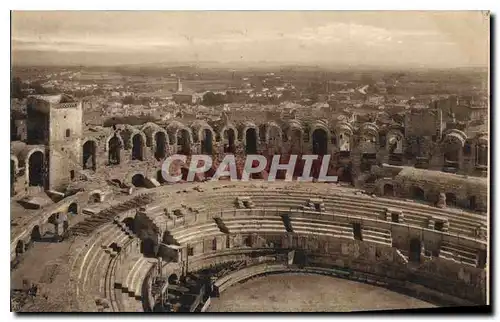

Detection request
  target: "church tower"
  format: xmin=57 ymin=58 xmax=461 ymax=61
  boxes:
xmin=176 ymin=77 xmax=183 ymax=92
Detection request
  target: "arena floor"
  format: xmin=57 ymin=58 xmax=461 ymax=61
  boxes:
xmin=207 ymin=273 xmax=436 ymax=312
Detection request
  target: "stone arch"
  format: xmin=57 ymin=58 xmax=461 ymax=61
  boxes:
xmin=312 ymin=127 xmax=328 ymax=155
xmin=386 ymin=129 xmax=404 ymax=165
xmin=265 ymin=122 xmax=283 ymax=144
xmin=82 ymin=139 xmax=97 ymax=171
xmin=106 ymin=133 xmax=124 ymax=165
xmin=337 ymin=123 xmax=354 ymax=154
xmin=122 ymin=217 xmax=134 ymax=231
xmin=131 ymin=173 xmax=147 ymax=188
xmin=197 ymin=126 xmax=215 ymax=155
xmin=68 ymin=202 xmax=78 ymax=216
xmin=386 ymin=129 xmax=404 ymax=154
xmin=31 ymin=225 xmax=42 ymax=241
xmin=176 ymin=128 xmax=192 ymax=155
xmin=131 ymin=133 xmax=145 ymax=161
xmin=383 ymin=184 xmax=394 ymax=197
xmin=166 ymin=121 xmax=193 ymax=155
xmin=359 ymin=123 xmax=379 ymax=154
xmin=445 ymin=192 xmax=457 ymax=207
xmin=27 ymin=149 xmax=45 ymax=187
xmin=442 ymin=131 xmax=465 ymax=169
xmin=141 ymin=122 xmax=162 ymax=146
xmin=286 ymin=121 xmax=304 ymax=154
xmin=221 ymin=125 xmax=238 ymax=153
xmin=154 ymin=131 xmax=169 ymax=160
xmin=89 ymin=192 xmax=101 ymax=203
xmin=243 ymin=124 xmax=259 ymax=154
xmin=15 ymin=240 xmax=24 ymax=256
xmin=411 ymin=186 xmax=425 ymax=201
xmin=475 ymin=135 xmax=488 ymax=167
xmin=168 ymin=273 xmax=179 ymax=285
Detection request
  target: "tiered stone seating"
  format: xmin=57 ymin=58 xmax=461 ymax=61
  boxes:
xmin=222 ymin=216 xmax=287 ymax=234
xmin=202 ymin=189 xmax=485 ymax=239
xmin=170 ymin=222 xmax=223 ymax=245
xmin=290 ymin=217 xmax=353 ymax=239
xmin=77 ymin=224 xmax=130 ymax=305
xmin=362 ymin=226 xmax=392 ymax=246
xmin=439 ymin=241 xmax=478 ymax=266
xmin=119 ymin=257 xmax=155 ymax=311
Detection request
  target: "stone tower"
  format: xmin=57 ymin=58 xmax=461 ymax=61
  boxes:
xmin=27 ymin=94 xmax=83 ymax=191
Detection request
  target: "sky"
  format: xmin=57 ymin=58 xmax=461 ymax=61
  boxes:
xmin=11 ymin=11 xmax=490 ymax=67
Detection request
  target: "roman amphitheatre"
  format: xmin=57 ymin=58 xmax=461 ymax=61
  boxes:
xmin=10 ymin=95 xmax=488 ymax=312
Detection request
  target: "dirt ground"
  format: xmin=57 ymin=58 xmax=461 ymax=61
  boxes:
xmin=208 ymin=273 xmax=436 ymax=312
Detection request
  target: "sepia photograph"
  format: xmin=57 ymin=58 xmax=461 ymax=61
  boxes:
xmin=9 ymin=10 xmax=490 ymax=313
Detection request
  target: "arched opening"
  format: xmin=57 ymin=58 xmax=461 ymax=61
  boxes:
xmin=132 ymin=134 xmax=144 ymax=161
xmin=177 ymin=129 xmax=191 ymax=155
xmin=15 ymin=240 xmax=24 ymax=256
xmin=89 ymin=193 xmax=101 ymax=203
xmin=338 ymin=132 xmax=351 ymax=157
xmin=212 ymin=238 xmax=217 ymax=251
xmin=267 ymin=126 xmax=282 ymax=154
xmin=383 ymin=184 xmax=394 ymax=197
xmin=476 ymin=144 xmax=488 ymax=167
xmin=141 ymin=238 xmax=156 ymax=257
xmin=312 ymin=128 xmax=328 ymax=156
xmin=68 ymin=202 xmax=78 ymax=216
xmin=223 ymin=128 xmax=236 ymax=153
xmin=28 ymin=151 xmax=44 ymax=187
xmin=245 ymin=128 xmax=258 ymax=154
xmin=154 ymin=132 xmax=167 ymax=160
xmin=468 ymin=196 xmax=477 ymax=211
xmin=201 ymin=129 xmax=213 ymax=155
xmin=108 ymin=135 xmax=122 ymax=165
xmin=122 ymin=217 xmax=134 ymax=232
xmin=131 ymin=174 xmax=147 ymax=188
xmin=289 ymin=128 xmax=302 ymax=154
xmin=11 ymin=159 xmax=15 ymax=196
xmin=445 ymin=193 xmax=457 ymax=207
xmin=387 ymin=134 xmax=404 ymax=165
xmin=411 ymin=186 xmax=425 ymax=201
xmin=443 ymin=135 xmax=462 ymax=171
xmin=409 ymin=238 xmax=421 ymax=263
xmin=31 ymin=225 xmax=42 ymax=242
xmin=337 ymin=165 xmax=353 ymax=184
xmin=168 ymin=273 xmax=179 ymax=285
xmin=225 ymin=129 xmax=236 ymax=153
xmin=156 ymin=170 xmax=166 ymax=184
xmin=82 ymin=140 xmax=97 ymax=170
xmin=244 ymin=236 xmax=252 ymax=247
